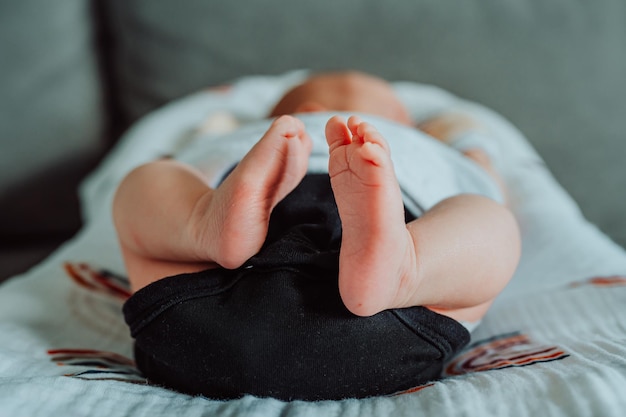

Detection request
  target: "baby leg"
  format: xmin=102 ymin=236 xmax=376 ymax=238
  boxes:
xmin=325 ymin=115 xmax=417 ymax=316
xmin=113 ymin=115 xmax=312 ymax=291
xmin=325 ymin=116 xmax=520 ymax=319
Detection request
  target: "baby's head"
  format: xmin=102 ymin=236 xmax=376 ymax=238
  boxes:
xmin=270 ymin=71 xmax=412 ymax=126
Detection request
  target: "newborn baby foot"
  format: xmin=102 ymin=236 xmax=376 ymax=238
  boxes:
xmin=325 ymin=116 xmax=420 ymax=316
xmin=193 ymin=115 xmax=312 ymax=268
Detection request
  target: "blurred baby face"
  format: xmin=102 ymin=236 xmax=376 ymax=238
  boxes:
xmin=270 ymin=72 xmax=412 ymax=126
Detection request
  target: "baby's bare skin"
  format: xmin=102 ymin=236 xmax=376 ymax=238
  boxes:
xmin=113 ymin=116 xmax=312 ymax=284
xmin=188 ymin=116 xmax=312 ymax=268
xmin=114 ymin=72 xmax=521 ymax=322
xmin=326 ymin=115 xmax=418 ymax=316
xmin=325 ymin=115 xmax=519 ymax=318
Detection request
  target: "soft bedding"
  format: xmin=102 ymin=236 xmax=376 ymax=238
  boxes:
xmin=1 ymin=72 xmax=626 ymax=417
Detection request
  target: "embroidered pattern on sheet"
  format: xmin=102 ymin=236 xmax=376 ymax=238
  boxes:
xmin=444 ymin=332 xmax=569 ymax=376
xmin=63 ymin=262 xmax=131 ymax=336
xmin=394 ymin=332 xmax=569 ymax=396
xmin=392 ymin=383 xmax=436 ymax=396
xmin=54 ymin=263 xmax=146 ymax=384
xmin=568 ymin=275 xmax=626 ymax=288
xmin=64 ymin=262 xmax=131 ymax=300
xmin=48 ymin=349 xmax=146 ymax=383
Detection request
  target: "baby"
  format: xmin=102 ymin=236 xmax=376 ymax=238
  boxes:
xmin=115 ymin=71 xmax=521 ymax=400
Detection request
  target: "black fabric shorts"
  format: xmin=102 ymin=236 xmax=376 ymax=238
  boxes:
xmin=123 ymin=174 xmax=470 ymax=401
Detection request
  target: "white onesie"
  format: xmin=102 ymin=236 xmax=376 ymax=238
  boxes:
xmin=177 ymin=112 xmax=503 ymax=219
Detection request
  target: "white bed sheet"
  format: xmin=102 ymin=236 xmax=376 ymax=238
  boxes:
xmin=1 ymin=71 xmax=626 ymax=417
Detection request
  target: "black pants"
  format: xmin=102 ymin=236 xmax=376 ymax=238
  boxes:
xmin=123 ymin=174 xmax=469 ymax=401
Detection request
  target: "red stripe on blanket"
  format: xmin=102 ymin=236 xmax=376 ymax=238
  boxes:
xmin=445 ymin=332 xmax=569 ymax=376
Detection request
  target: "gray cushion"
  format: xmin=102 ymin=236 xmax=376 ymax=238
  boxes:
xmin=109 ymin=0 xmax=626 ymax=247
xmin=0 ymin=0 xmax=106 ymax=234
